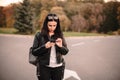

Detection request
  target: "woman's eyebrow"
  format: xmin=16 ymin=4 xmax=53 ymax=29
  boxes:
xmin=48 ymin=24 xmax=56 ymax=26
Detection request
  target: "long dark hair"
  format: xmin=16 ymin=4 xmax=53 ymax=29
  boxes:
xmin=41 ymin=13 xmax=63 ymax=38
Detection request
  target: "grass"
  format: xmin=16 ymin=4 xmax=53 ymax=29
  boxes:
xmin=0 ymin=28 xmax=18 ymax=34
xmin=63 ymin=32 xmax=106 ymax=37
xmin=0 ymin=28 xmax=106 ymax=37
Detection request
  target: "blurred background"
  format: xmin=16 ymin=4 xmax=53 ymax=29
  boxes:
xmin=0 ymin=0 xmax=120 ymax=35
xmin=0 ymin=0 xmax=120 ymax=80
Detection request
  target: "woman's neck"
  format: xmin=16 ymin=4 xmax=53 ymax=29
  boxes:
xmin=49 ymin=32 xmax=54 ymax=37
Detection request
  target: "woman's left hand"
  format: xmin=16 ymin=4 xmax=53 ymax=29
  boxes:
xmin=55 ymin=38 xmax=62 ymax=47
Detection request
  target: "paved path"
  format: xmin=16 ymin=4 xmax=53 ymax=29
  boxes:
xmin=0 ymin=34 xmax=120 ymax=80
xmin=66 ymin=35 xmax=120 ymax=80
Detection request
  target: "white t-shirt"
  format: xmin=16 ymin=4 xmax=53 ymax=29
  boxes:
xmin=48 ymin=45 xmax=62 ymax=67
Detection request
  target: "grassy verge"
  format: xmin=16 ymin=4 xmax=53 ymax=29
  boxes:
xmin=0 ymin=28 xmax=106 ymax=37
xmin=0 ymin=28 xmax=18 ymax=34
xmin=63 ymin=32 xmax=106 ymax=37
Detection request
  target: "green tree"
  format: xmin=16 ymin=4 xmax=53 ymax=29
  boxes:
xmin=14 ymin=0 xmax=35 ymax=34
xmin=38 ymin=10 xmax=48 ymax=30
xmin=117 ymin=3 xmax=120 ymax=29
xmin=30 ymin=0 xmax=42 ymax=17
xmin=101 ymin=2 xmax=119 ymax=33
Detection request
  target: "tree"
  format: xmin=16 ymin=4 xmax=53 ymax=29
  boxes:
xmin=30 ymin=0 xmax=42 ymax=17
xmin=63 ymin=1 xmax=80 ymax=19
xmin=50 ymin=6 xmax=71 ymax=31
xmin=40 ymin=0 xmax=57 ymax=11
xmin=14 ymin=0 xmax=35 ymax=34
xmin=0 ymin=7 xmax=6 ymax=27
xmin=77 ymin=3 xmax=104 ymax=32
xmin=83 ymin=0 xmax=104 ymax=3
xmin=3 ymin=5 xmax=15 ymax=28
xmin=38 ymin=10 xmax=48 ymax=30
xmin=101 ymin=2 xmax=119 ymax=33
xmin=71 ymin=15 xmax=87 ymax=32
xmin=117 ymin=3 xmax=120 ymax=29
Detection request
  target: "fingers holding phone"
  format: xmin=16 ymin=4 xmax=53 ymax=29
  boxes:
xmin=55 ymin=38 xmax=62 ymax=47
xmin=45 ymin=41 xmax=55 ymax=48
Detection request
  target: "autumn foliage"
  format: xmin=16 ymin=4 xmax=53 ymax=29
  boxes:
xmin=0 ymin=0 xmax=120 ymax=34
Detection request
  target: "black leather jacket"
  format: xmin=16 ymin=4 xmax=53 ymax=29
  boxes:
xmin=32 ymin=32 xmax=69 ymax=66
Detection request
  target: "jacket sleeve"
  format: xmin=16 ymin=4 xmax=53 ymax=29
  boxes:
xmin=56 ymin=37 xmax=69 ymax=55
xmin=32 ymin=32 xmax=49 ymax=56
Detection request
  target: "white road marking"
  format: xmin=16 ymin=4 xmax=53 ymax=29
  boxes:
xmin=72 ymin=42 xmax=85 ymax=47
xmin=63 ymin=69 xmax=81 ymax=80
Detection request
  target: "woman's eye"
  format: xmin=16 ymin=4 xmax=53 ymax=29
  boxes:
xmin=48 ymin=25 xmax=52 ymax=27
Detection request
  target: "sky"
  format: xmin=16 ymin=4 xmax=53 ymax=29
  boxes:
xmin=0 ymin=0 xmax=120 ymax=6
xmin=0 ymin=0 xmax=23 ymax=6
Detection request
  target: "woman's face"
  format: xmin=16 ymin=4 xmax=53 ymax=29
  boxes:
xmin=47 ymin=21 xmax=57 ymax=33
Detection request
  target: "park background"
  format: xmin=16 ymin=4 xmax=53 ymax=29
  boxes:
xmin=0 ymin=0 xmax=120 ymax=80
xmin=0 ymin=0 xmax=120 ymax=36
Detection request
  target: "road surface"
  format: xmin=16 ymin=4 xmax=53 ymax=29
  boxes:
xmin=0 ymin=34 xmax=120 ymax=80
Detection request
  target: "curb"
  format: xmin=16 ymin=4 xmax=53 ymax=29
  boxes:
xmin=0 ymin=33 xmax=33 ymax=38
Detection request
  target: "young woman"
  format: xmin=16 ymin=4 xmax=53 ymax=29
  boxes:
xmin=32 ymin=13 xmax=69 ymax=80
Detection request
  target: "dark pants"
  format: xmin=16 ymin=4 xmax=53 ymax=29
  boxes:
xmin=37 ymin=65 xmax=64 ymax=80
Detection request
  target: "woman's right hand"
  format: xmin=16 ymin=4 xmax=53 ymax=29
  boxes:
xmin=45 ymin=41 xmax=55 ymax=48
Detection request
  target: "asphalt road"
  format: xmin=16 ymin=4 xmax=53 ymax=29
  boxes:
xmin=0 ymin=34 xmax=120 ymax=80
